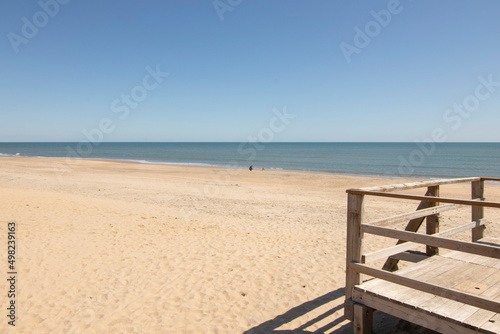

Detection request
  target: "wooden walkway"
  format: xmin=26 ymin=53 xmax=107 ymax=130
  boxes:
xmin=354 ymin=237 xmax=500 ymax=333
xmin=344 ymin=177 xmax=500 ymax=334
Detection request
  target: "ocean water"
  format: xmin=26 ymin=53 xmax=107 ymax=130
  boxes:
xmin=0 ymin=142 xmax=499 ymax=179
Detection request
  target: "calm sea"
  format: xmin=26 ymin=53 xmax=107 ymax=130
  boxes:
xmin=0 ymin=142 xmax=499 ymax=179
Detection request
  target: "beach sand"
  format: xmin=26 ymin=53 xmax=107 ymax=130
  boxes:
xmin=1 ymin=157 xmax=499 ymax=333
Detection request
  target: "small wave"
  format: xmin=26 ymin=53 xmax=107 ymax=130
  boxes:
xmin=127 ymin=159 xmax=152 ymax=164
xmin=125 ymin=159 xmax=216 ymax=168
xmin=154 ymin=161 xmax=218 ymax=167
xmin=0 ymin=153 xmax=22 ymax=157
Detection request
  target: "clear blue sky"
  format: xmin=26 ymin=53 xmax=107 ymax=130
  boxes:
xmin=1 ymin=0 xmax=499 ymax=142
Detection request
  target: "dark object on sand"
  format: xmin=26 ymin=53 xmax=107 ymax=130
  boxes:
xmin=249 ymin=165 xmax=253 ymax=171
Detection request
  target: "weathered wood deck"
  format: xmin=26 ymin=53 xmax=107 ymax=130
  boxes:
xmin=344 ymin=177 xmax=500 ymax=334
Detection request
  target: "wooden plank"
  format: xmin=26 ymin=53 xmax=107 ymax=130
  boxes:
xmin=476 ymin=238 xmax=500 ymax=269
xmin=364 ymin=221 xmax=486 ymax=263
xmin=443 ymin=251 xmax=482 ymax=262
xmin=347 ymin=177 xmax=480 ymax=193
xmin=417 ymin=264 xmax=490 ymax=318
xmin=346 ymin=190 xmax=500 ymax=209
xmin=382 ymin=282 xmax=426 ymax=303
xmin=445 ymin=252 xmax=499 ymax=268
xmin=453 ymin=304 xmax=483 ymax=324
xmin=350 ymin=263 xmax=500 ymax=314
xmin=401 ymin=260 xmax=470 ymax=307
xmin=466 ymin=309 xmax=497 ymax=330
xmin=481 ymin=313 xmax=500 ymax=332
xmin=370 ymin=203 xmax=461 ymax=227
xmin=361 ymin=257 xmax=458 ymax=304
xmin=394 ymin=254 xmax=448 ymax=277
xmin=453 ymin=267 xmax=499 ymax=295
xmin=361 ymin=224 xmax=500 ymax=259
xmin=420 ymin=297 xmax=466 ymax=320
xmin=401 ymin=285 xmax=444 ymax=309
xmin=345 ymin=193 xmax=364 ymax=316
xmin=358 ymin=256 xmax=445 ymax=295
xmin=463 ymin=271 xmax=500 ymax=327
xmin=353 ymin=303 xmax=373 ymax=334
xmin=472 ymin=180 xmax=485 ymax=242
xmin=421 ymin=259 xmax=471 ymax=288
xmin=472 ymin=271 xmax=500 ymax=300
xmin=352 ymin=289 xmax=486 ymax=334
xmin=426 ymin=186 xmax=440 ymax=256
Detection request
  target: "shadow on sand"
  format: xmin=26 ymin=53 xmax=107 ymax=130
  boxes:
xmin=244 ymin=287 xmax=354 ymax=334
xmin=244 ymin=286 xmax=433 ymax=334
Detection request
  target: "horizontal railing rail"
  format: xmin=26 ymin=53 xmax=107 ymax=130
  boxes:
xmin=347 ymin=177 xmax=480 ymax=193
xmin=346 ymin=191 xmax=500 ymax=208
xmin=347 ymin=176 xmax=500 ymax=194
xmin=362 ymin=220 xmax=487 ymax=263
xmin=362 ymin=221 xmax=499 ymax=259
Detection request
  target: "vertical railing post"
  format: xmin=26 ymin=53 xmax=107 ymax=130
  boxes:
xmin=426 ymin=185 xmax=440 ymax=256
xmin=345 ymin=193 xmax=364 ymax=320
xmin=472 ymin=179 xmax=485 ymax=242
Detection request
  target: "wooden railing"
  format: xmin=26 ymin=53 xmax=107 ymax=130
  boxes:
xmin=344 ymin=177 xmax=500 ymax=320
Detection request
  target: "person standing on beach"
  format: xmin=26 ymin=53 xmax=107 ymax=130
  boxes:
xmin=249 ymin=165 xmax=253 ymax=171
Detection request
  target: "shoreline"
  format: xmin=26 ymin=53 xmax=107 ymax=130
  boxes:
xmin=0 ymin=155 xmax=451 ymax=181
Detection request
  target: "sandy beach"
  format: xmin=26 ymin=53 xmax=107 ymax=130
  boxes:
xmin=1 ymin=157 xmax=499 ymax=333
